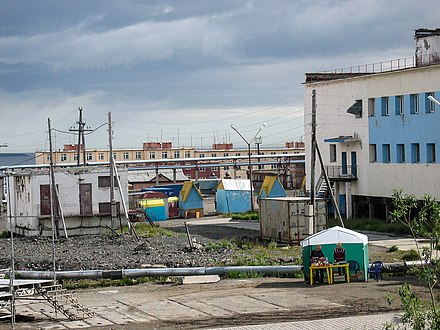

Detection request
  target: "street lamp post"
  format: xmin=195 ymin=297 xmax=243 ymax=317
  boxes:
xmin=231 ymin=123 xmax=266 ymax=212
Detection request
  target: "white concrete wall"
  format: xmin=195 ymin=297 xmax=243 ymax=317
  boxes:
xmin=305 ymin=64 xmax=440 ymax=200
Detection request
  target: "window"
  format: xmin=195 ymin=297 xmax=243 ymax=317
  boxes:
xmin=185 ymin=151 xmax=191 ymax=158
xmin=224 ymin=166 xmax=229 ymax=170
xmin=211 ymin=153 xmax=217 ymax=158
xmin=271 ymin=152 xmax=276 ymax=155
xmin=369 ymin=144 xmax=377 ymax=163
xmin=235 ymin=153 xmax=240 ymax=156
xmin=98 ymin=176 xmax=117 ymax=188
xmin=368 ymin=98 xmax=375 ymax=117
xmin=411 ymin=143 xmax=420 ymax=163
xmin=381 ymin=97 xmax=389 ymax=116
xmin=271 ymin=163 xmax=277 ymax=169
xmin=46 ymin=154 xmax=50 ymax=161
xmin=149 ymin=152 xmax=156 ymax=159
xmin=60 ymin=153 xmax=67 ymax=162
xmin=395 ymin=95 xmax=404 ymax=115
xmin=123 ymin=152 xmax=129 ymax=160
xmin=174 ymin=151 xmax=180 ymax=158
xmin=397 ymin=144 xmax=405 ymax=163
xmin=382 ymin=144 xmax=390 ymax=163
xmin=112 ymin=152 xmax=117 ymax=160
xmin=74 ymin=154 xmax=78 ymax=161
xmin=427 ymin=143 xmax=436 ymax=163
xmin=329 ymin=144 xmax=336 ymax=162
xmin=223 ymin=153 xmax=229 ymax=157
xmin=135 ymin=151 xmax=142 ymax=160
xmin=426 ymin=92 xmax=435 ymax=113
xmin=410 ymin=94 xmax=419 ymax=114
xmin=98 ymin=152 xmax=104 ymax=160
xmin=98 ymin=202 xmax=120 ymax=215
xmin=162 ymin=151 xmax=168 ymax=159
xmin=200 ymin=167 xmax=206 ymax=171
xmin=199 ymin=153 xmax=205 ymax=158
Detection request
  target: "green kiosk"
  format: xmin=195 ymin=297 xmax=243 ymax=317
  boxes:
xmin=301 ymin=226 xmax=369 ymax=282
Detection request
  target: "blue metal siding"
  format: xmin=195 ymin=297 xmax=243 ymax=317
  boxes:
xmin=369 ymin=91 xmax=440 ymax=164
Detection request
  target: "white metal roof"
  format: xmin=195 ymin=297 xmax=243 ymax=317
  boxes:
xmin=300 ymin=226 xmax=368 ymax=247
xmin=219 ymin=179 xmax=251 ymax=191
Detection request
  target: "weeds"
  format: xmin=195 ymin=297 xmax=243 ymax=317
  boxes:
xmin=402 ymin=249 xmax=420 ymax=261
xmin=119 ymin=223 xmax=175 ymax=237
xmin=388 ymin=245 xmax=399 ymax=252
xmin=231 ymin=212 xmax=259 ymax=221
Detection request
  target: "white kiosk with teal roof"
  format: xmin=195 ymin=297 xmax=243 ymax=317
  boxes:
xmin=301 ymin=226 xmax=369 ymax=282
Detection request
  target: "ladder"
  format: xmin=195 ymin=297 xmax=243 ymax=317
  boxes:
xmin=35 ymin=284 xmax=94 ymax=320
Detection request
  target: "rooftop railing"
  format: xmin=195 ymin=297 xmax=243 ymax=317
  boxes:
xmin=322 ymin=52 xmax=440 ymax=75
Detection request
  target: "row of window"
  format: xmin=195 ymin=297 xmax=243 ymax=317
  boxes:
xmin=54 ymin=150 xmax=294 ymax=163
xmin=368 ymin=92 xmax=436 ymax=117
xmin=369 ymin=143 xmax=436 ymax=164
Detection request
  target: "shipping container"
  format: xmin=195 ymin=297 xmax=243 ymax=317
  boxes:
xmin=259 ymin=197 xmax=327 ymax=244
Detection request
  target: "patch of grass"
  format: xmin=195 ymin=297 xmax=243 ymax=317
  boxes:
xmin=61 ymin=276 xmax=172 ymax=290
xmin=402 ymin=249 xmax=420 ymax=261
xmin=388 ymin=245 xmax=399 ymax=252
xmin=119 ymin=223 xmax=175 ymax=237
xmin=231 ymin=211 xmax=259 ymax=221
xmin=329 ymin=217 xmax=411 ymax=236
xmin=205 ymin=240 xmax=236 ymax=252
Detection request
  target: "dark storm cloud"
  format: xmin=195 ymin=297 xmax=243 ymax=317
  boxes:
xmin=0 ymin=0 xmax=439 ymax=151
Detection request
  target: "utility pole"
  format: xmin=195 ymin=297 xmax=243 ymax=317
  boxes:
xmin=310 ymin=89 xmax=317 ymax=233
xmin=47 ymin=118 xmax=59 ymax=240
xmin=108 ymin=112 xmax=117 ymax=228
xmin=69 ymin=107 xmax=93 ymax=166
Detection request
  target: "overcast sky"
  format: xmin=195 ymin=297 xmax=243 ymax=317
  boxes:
xmin=1 ymin=0 xmax=438 ymax=153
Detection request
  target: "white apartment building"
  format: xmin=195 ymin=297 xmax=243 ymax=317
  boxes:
xmin=304 ymin=29 xmax=440 ymax=219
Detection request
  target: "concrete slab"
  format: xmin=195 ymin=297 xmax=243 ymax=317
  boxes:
xmin=170 ymin=298 xmax=235 ymax=317
xmin=248 ymin=292 xmax=344 ymax=309
xmin=135 ymin=299 xmax=209 ymax=320
xmin=201 ymin=295 xmax=288 ymax=314
xmin=178 ymin=275 xmax=220 ymax=285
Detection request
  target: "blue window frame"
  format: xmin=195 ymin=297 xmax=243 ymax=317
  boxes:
xmin=382 ymin=144 xmax=390 ymax=163
xmin=425 ymin=92 xmax=435 ymax=113
xmin=381 ymin=97 xmax=389 ymax=116
xmin=395 ymin=95 xmax=403 ymax=115
xmin=411 ymin=143 xmax=420 ymax=163
xmin=427 ymin=143 xmax=436 ymax=163
xmin=410 ymin=94 xmax=419 ymax=114
xmin=397 ymin=144 xmax=405 ymax=163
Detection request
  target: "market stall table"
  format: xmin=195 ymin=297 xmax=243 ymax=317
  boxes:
xmin=309 ymin=264 xmax=332 ymax=285
xmin=329 ymin=263 xmax=350 ymax=283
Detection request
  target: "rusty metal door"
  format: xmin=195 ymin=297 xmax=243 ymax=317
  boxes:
xmin=79 ymin=183 xmax=92 ymax=215
xmin=40 ymin=185 xmax=51 ymax=216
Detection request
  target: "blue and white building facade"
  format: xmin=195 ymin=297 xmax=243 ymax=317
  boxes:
xmin=304 ymin=29 xmax=440 ymax=219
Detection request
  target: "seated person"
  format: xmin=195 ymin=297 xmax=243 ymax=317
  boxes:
xmin=333 ymin=242 xmax=346 ymax=275
xmin=311 ymin=244 xmax=325 ymax=283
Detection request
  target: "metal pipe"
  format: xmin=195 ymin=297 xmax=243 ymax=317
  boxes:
xmin=9 ymin=266 xmax=302 ymax=280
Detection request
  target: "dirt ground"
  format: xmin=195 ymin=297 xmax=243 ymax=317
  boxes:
xmin=0 ymin=217 xmax=432 ymax=329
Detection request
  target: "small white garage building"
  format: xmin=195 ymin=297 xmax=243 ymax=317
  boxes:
xmin=6 ymin=166 xmax=128 ymax=236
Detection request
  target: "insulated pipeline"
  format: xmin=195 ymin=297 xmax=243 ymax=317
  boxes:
xmin=9 ymin=265 xmax=302 ymax=280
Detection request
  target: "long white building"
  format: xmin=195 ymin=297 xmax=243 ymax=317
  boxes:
xmin=304 ymin=28 xmax=440 ymax=219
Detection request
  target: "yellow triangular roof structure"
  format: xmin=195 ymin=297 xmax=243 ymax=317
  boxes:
xmin=258 ymin=176 xmax=277 ymax=197
xmin=180 ymin=181 xmax=203 ymax=202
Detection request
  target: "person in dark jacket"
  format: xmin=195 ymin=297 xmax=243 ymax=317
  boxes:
xmin=333 ymin=242 xmax=346 ymax=275
xmin=311 ymin=244 xmax=325 ymax=283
